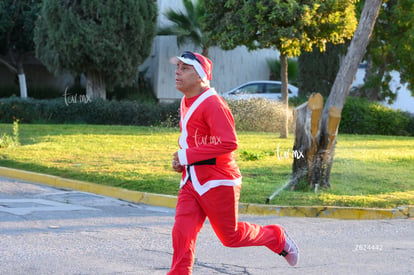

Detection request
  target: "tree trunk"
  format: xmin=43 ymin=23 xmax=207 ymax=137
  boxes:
xmin=279 ymin=53 xmax=289 ymax=138
xmin=86 ymin=70 xmax=106 ymax=100
xmin=202 ymin=47 xmax=209 ymax=58
xmin=290 ymin=94 xmax=341 ymax=190
xmin=18 ymin=73 xmax=28 ymax=98
xmin=0 ymin=55 xmax=28 ymax=98
xmin=288 ymin=0 xmax=383 ymax=191
xmin=17 ymin=57 xmax=27 ymax=98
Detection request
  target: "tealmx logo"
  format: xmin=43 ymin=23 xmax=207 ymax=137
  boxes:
xmin=194 ymin=128 xmax=222 ymax=147
xmin=276 ymin=143 xmax=304 ymax=160
xmin=64 ymin=87 xmax=92 ymax=106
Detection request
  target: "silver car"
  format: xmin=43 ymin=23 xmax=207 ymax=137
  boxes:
xmin=221 ymin=80 xmax=299 ymax=100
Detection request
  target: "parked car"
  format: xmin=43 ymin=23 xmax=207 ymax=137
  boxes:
xmin=221 ymin=80 xmax=298 ymax=100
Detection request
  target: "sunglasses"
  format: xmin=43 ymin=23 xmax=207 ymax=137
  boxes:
xmin=181 ymin=51 xmax=204 ymax=68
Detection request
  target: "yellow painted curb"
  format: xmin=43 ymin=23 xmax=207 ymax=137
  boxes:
xmin=0 ymin=166 xmax=411 ymax=220
xmin=238 ymin=203 xmax=411 ymax=220
xmin=0 ymin=166 xmax=177 ymax=209
xmin=408 ymin=206 xmax=414 ymax=218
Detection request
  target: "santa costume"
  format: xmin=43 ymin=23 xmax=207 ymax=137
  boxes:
xmin=168 ymin=52 xmax=299 ymax=274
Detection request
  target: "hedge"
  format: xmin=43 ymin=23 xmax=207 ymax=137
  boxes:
xmin=340 ymin=97 xmax=413 ymax=136
xmin=0 ymin=97 xmax=180 ymax=127
xmin=0 ymin=96 xmax=412 ymax=136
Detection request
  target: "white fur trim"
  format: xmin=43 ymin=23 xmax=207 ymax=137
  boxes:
xmin=170 ymin=56 xmax=207 ymax=81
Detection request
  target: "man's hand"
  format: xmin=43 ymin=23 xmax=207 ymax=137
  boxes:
xmin=172 ymin=151 xmax=184 ymax=173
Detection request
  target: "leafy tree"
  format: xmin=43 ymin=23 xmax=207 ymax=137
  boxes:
xmin=361 ymin=0 xmax=414 ymax=101
xmin=297 ymin=42 xmax=349 ymax=98
xmin=288 ymin=0 xmax=383 ymax=191
xmin=393 ymin=0 xmax=414 ymax=93
xmin=158 ymin=0 xmax=211 ymax=57
xmin=204 ymin=0 xmax=357 ymax=138
xmin=267 ymin=57 xmax=298 ymax=85
xmin=34 ymin=0 xmax=157 ymax=99
xmin=205 ymin=0 xmax=383 ymax=193
xmin=0 ymin=0 xmax=42 ymax=98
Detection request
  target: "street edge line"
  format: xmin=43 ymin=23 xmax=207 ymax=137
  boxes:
xmin=0 ymin=166 xmax=412 ymax=220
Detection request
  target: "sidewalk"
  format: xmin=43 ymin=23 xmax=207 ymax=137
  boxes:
xmin=0 ymin=166 xmax=412 ymax=220
xmin=1 ymin=172 xmax=414 ymax=274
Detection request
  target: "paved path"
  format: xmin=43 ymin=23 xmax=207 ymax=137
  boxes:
xmin=0 ymin=176 xmax=413 ymax=275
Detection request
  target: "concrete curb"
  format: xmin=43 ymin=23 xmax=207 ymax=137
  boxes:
xmin=238 ymin=203 xmax=412 ymax=220
xmin=0 ymin=167 xmax=177 ymax=209
xmin=0 ymin=166 xmax=411 ymax=220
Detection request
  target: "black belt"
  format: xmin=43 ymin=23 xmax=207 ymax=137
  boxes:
xmin=187 ymin=158 xmax=216 ymax=183
xmin=191 ymin=158 xmax=216 ymax=166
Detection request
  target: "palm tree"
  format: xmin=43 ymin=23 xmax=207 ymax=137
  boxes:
xmin=158 ymin=0 xmax=211 ymax=57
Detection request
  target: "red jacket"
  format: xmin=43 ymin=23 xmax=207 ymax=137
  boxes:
xmin=177 ymin=88 xmax=242 ymax=195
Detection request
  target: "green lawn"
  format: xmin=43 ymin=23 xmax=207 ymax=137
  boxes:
xmin=1 ymin=123 xmax=413 ymax=208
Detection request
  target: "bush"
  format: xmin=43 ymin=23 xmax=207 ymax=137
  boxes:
xmin=0 ymin=96 xmax=412 ymax=136
xmin=226 ymin=98 xmax=294 ymax=132
xmin=340 ymin=97 xmax=412 ymax=136
xmin=0 ymin=96 xmax=293 ymax=132
xmin=0 ymin=119 xmax=20 ymax=148
xmin=0 ymin=97 xmax=43 ymax=123
xmin=0 ymin=97 xmax=180 ymax=127
xmin=406 ymin=113 xmax=414 ymax=136
xmin=289 ymin=95 xmax=413 ymax=136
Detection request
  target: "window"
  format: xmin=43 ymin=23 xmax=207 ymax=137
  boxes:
xmin=235 ymin=84 xmax=264 ymax=94
xmin=265 ymin=83 xmax=281 ymax=94
xmin=265 ymin=83 xmax=292 ymax=94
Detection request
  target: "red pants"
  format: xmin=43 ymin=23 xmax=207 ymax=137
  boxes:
xmin=168 ymin=181 xmax=285 ymax=275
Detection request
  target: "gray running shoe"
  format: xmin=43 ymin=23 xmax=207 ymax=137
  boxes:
xmin=279 ymin=231 xmax=299 ymax=266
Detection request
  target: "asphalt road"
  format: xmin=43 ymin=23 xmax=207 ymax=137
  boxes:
xmin=0 ymin=176 xmax=413 ymax=275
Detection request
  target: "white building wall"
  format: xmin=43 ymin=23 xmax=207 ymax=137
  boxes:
xmin=353 ymin=69 xmax=414 ymax=114
xmin=150 ymin=0 xmax=280 ymax=103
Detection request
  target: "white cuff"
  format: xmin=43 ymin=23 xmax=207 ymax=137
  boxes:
xmin=177 ymin=149 xmax=188 ymax=165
